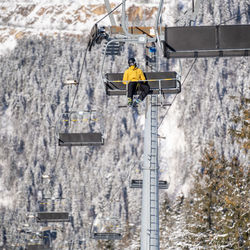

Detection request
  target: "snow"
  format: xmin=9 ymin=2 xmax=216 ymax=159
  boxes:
xmin=0 ymin=0 xmax=193 ymax=56
xmin=0 ymin=35 xmax=17 ymax=56
xmin=0 ymin=0 xmax=249 ymax=248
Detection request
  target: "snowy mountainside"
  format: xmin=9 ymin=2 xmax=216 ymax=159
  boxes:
xmin=0 ymin=0 xmax=250 ymax=249
xmin=0 ymin=0 xmax=169 ymax=56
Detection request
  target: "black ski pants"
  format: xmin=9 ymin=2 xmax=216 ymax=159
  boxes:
xmin=127 ymin=81 xmax=150 ymax=101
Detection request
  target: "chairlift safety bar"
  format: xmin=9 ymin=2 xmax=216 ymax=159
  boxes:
xmin=105 ymin=78 xmax=178 ymax=83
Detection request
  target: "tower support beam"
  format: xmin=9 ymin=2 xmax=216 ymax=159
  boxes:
xmin=141 ymin=95 xmax=159 ymax=250
xmin=104 ymin=0 xmax=117 ymax=26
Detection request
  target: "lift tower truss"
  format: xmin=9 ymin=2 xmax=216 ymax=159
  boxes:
xmin=141 ymin=95 xmax=159 ymax=249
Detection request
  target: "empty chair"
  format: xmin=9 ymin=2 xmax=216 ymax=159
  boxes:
xmin=91 ymin=216 xmax=122 ymax=241
xmin=164 ymin=25 xmax=250 ymax=58
xmin=56 ymin=111 xmax=104 ymax=146
xmin=26 ymin=245 xmax=52 ymax=250
xmin=59 ymin=132 xmax=104 ymax=146
xmin=91 ymin=232 xmax=122 ymax=240
xmin=130 ymin=179 xmax=168 ymax=189
xmin=36 ymin=212 xmax=70 ymax=223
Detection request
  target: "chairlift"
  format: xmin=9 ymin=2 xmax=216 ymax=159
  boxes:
xmin=36 ymin=212 xmax=71 ymax=223
xmin=90 ymin=216 xmax=122 ymax=241
xmin=56 ymin=110 xmax=104 ymax=146
xmin=91 ymin=232 xmax=122 ymax=240
xmin=104 ymin=71 xmax=181 ymax=96
xmin=87 ymin=0 xmax=180 ymax=100
xmin=26 ymin=244 xmax=52 ymax=250
xmin=130 ymin=179 xmax=168 ymax=189
xmin=100 ymin=38 xmax=181 ymax=100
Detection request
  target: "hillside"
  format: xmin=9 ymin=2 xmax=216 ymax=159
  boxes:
xmin=0 ymin=0 xmax=249 ymax=249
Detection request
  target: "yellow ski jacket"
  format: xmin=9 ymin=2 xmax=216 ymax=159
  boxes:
xmin=123 ymin=65 xmax=146 ymax=84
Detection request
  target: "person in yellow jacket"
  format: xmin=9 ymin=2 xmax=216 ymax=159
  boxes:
xmin=123 ymin=57 xmax=150 ymax=107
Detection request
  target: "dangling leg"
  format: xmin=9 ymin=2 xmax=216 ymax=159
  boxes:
xmin=134 ymin=83 xmax=150 ymax=105
xmin=127 ymin=81 xmax=137 ymax=106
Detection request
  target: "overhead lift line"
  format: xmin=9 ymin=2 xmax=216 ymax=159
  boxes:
xmin=219 ymin=9 xmax=249 ymax=25
xmin=158 ymin=58 xmax=197 ymax=129
xmin=52 ymin=40 xmax=89 ymax=180
xmin=95 ymin=1 xmax=124 ymax=25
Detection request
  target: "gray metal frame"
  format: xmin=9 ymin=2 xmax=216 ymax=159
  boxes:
xmin=91 ymin=233 xmax=122 ymax=240
xmin=104 ymin=72 xmax=181 ymax=96
xmin=100 ymin=0 xmax=166 ymax=88
xmin=104 ymin=0 xmax=117 ymax=26
xmin=141 ymin=95 xmax=160 ymax=249
xmin=58 ymin=132 xmax=104 ymax=146
xmin=36 ymin=212 xmax=70 ymax=223
xmin=164 ymin=24 xmax=250 ymax=58
xmin=55 ymin=110 xmax=104 ymax=146
xmin=25 ymin=245 xmax=52 ymax=250
xmin=130 ymin=179 xmax=168 ymax=189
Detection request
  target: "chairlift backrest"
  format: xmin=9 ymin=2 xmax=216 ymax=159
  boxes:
xmin=59 ymin=133 xmax=104 ymax=146
xmin=56 ymin=111 xmax=104 ymax=146
xmin=36 ymin=212 xmax=70 ymax=223
xmin=26 ymin=245 xmax=52 ymax=250
xmin=130 ymin=179 xmax=168 ymax=189
xmin=91 ymin=232 xmax=122 ymax=240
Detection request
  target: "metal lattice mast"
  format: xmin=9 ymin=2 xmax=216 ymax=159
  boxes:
xmin=141 ymin=95 xmax=160 ymax=250
xmin=141 ymin=40 xmax=160 ymax=248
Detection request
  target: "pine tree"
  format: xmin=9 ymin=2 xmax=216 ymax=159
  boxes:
xmin=229 ymin=97 xmax=250 ymax=153
xmin=184 ymin=97 xmax=249 ymax=249
xmin=160 ymin=194 xmax=189 ymax=249
xmin=184 ymin=145 xmax=223 ymax=248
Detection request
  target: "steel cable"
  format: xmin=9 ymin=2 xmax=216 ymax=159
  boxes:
xmin=158 ymin=58 xmax=197 ymax=129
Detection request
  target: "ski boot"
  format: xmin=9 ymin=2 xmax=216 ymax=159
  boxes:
xmin=133 ymin=98 xmax=141 ymax=107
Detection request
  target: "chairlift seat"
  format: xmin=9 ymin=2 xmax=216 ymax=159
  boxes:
xmin=36 ymin=212 xmax=70 ymax=222
xmin=26 ymin=245 xmax=52 ymax=250
xmin=59 ymin=133 xmax=104 ymax=146
xmin=130 ymin=179 xmax=168 ymax=189
xmin=164 ymin=25 xmax=250 ymax=58
xmin=105 ymin=72 xmax=180 ymax=95
xmin=92 ymin=233 xmax=122 ymax=240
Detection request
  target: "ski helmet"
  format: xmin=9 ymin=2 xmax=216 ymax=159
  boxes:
xmin=128 ymin=57 xmax=136 ymax=66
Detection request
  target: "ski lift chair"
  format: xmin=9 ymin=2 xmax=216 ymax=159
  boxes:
xmin=36 ymin=212 xmax=71 ymax=223
xmin=130 ymin=179 xmax=168 ymax=189
xmin=26 ymin=244 xmax=52 ymax=250
xmin=90 ymin=216 xmax=122 ymax=240
xmin=56 ymin=110 xmax=104 ymax=146
xmin=104 ymin=71 xmax=181 ymax=96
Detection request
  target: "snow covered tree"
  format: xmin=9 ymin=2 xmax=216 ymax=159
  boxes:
xmin=184 ymin=145 xmax=222 ymax=248
xmin=184 ymin=97 xmax=249 ymax=248
xmin=229 ymin=97 xmax=250 ymax=153
xmin=160 ymin=194 xmax=189 ymax=249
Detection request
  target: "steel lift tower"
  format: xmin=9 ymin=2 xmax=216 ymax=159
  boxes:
xmin=100 ymin=0 xmax=250 ymax=249
xmin=102 ymin=1 xmax=180 ymax=249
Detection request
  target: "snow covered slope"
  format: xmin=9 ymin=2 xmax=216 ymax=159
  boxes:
xmin=0 ymin=0 xmax=249 ymax=249
xmin=0 ymin=0 xmax=167 ymax=55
